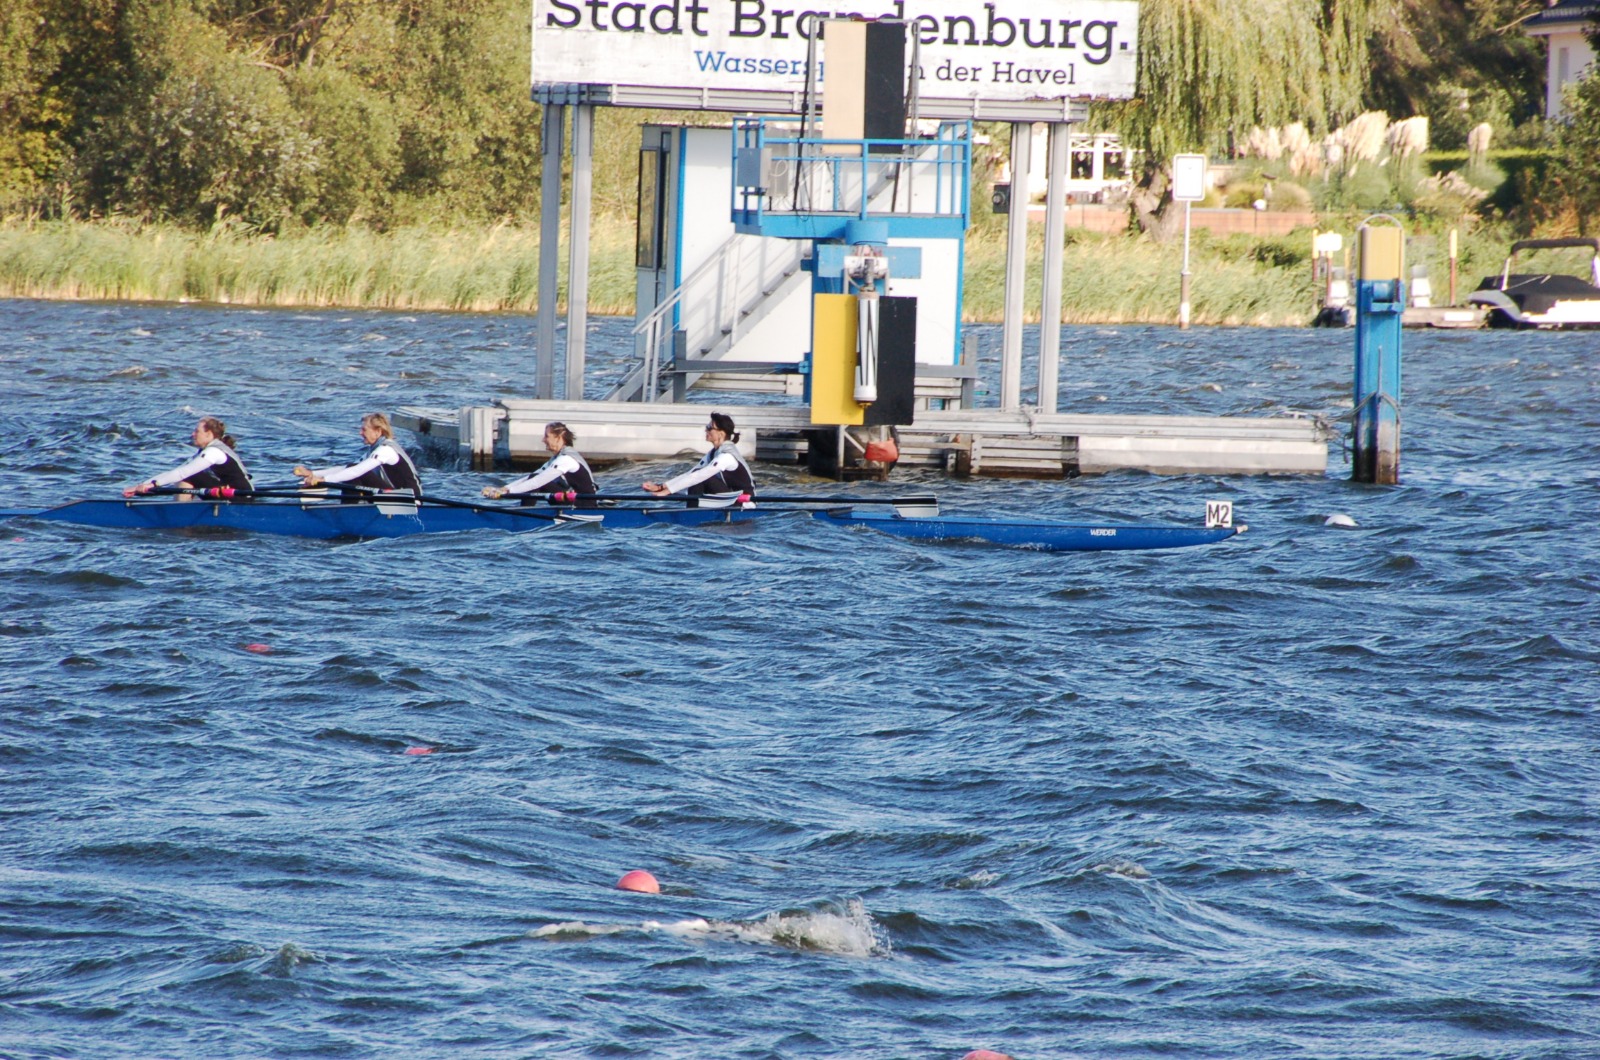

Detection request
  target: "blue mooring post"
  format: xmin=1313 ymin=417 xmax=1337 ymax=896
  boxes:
xmin=1352 ymin=221 xmax=1404 ymax=484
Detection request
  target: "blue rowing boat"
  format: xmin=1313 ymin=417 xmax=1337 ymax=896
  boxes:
xmin=0 ymin=497 xmax=564 ymax=539
xmin=814 ymin=507 xmax=1244 ymax=551
xmin=1 ymin=495 xmax=1244 ymax=551
xmin=0 ymin=497 xmax=808 ymax=540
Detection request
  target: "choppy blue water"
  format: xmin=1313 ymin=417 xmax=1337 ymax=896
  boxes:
xmin=1 ymin=298 xmax=1596 ymax=1060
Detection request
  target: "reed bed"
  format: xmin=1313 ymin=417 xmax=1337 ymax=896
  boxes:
xmin=0 ymin=219 xmax=624 ymax=313
xmin=3 ymin=216 xmax=1339 ymax=325
xmin=963 ymin=226 xmax=1319 ymax=327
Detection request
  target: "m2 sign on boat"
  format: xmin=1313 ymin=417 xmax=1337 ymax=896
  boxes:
xmin=531 ymin=1 xmax=1139 ymax=102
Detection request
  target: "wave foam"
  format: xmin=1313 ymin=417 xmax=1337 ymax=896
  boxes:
xmin=530 ymin=899 xmax=889 ymax=958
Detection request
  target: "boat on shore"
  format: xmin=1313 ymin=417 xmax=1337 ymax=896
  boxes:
xmin=1467 ymin=237 xmax=1600 ymax=329
xmin=0 ymin=489 xmax=1243 ymax=552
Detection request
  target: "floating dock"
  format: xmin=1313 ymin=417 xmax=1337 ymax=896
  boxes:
xmin=396 ymin=402 xmax=1331 ymax=479
xmin=1402 ymin=305 xmax=1486 ymax=329
xmin=483 ymin=32 xmax=1334 ymax=486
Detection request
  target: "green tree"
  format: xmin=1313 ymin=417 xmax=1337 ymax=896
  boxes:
xmin=1549 ymin=72 xmax=1600 ymax=235
xmin=287 ymin=63 xmax=401 ymax=223
xmin=0 ymin=0 xmax=126 ymax=213
xmin=1097 ymin=0 xmax=1373 ymax=163
xmin=1367 ymin=0 xmax=1544 ymax=143
xmin=72 ymin=1 xmax=319 ymax=227
xmin=1094 ymin=0 xmax=1374 ymax=234
xmin=371 ymin=0 xmax=543 ymax=224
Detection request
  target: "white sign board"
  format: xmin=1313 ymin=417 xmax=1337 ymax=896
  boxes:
xmin=1171 ymin=153 xmax=1206 ymax=202
xmin=532 ymin=1 xmax=1139 ymax=102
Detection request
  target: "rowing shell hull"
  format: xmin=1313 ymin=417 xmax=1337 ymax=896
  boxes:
xmin=1 ymin=499 xmax=808 ymax=540
xmin=2 ymin=499 xmax=567 ymax=540
xmin=815 ymin=509 xmax=1242 ymax=551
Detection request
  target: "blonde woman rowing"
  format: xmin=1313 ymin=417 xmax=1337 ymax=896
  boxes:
xmin=293 ymin=413 xmax=421 ymax=497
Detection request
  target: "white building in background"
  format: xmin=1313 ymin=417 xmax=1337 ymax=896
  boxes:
xmin=1525 ymin=0 xmax=1598 ymax=118
xmin=1024 ymin=128 xmax=1131 ymax=202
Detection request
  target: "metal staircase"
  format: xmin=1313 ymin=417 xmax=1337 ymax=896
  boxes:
xmin=607 ymin=234 xmax=807 ymax=402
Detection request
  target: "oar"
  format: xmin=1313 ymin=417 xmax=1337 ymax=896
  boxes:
xmin=275 ymin=485 xmax=573 ymax=524
xmin=550 ymin=491 xmax=940 ymax=516
xmin=736 ymin=493 xmax=938 ymax=516
xmin=411 ymin=493 xmax=567 ymax=524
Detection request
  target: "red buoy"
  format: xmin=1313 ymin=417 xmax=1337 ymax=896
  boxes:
xmin=244 ymin=643 xmax=272 ymax=654
xmin=962 ymin=1051 xmax=1014 ymax=1060
xmin=864 ymin=438 xmax=899 ymax=463
xmin=616 ymin=870 xmax=660 ymax=894
xmin=404 ymin=746 xmax=435 ymax=756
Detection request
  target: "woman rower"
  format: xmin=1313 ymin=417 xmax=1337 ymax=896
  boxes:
xmin=642 ymin=412 xmax=756 ymax=500
xmin=293 ymin=412 xmax=422 ymax=497
xmin=481 ymin=422 xmax=597 ymax=505
xmin=123 ymin=417 xmax=252 ymax=497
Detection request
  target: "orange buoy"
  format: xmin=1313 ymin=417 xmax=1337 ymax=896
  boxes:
xmin=244 ymin=643 xmax=272 ymax=654
xmin=962 ymin=1051 xmax=1014 ymax=1060
xmin=616 ymin=870 xmax=660 ymax=894
xmin=403 ymin=746 xmax=435 ymax=756
xmin=863 ymin=438 xmax=899 ymax=463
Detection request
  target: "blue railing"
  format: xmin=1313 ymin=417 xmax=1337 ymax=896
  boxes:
xmin=731 ymin=118 xmax=971 ymax=242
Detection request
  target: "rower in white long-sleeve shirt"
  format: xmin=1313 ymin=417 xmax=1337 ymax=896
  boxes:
xmin=293 ymin=412 xmax=421 ymax=496
xmin=481 ymin=422 xmax=597 ymax=505
xmin=124 ymin=417 xmax=252 ymax=497
xmin=642 ymin=412 xmax=755 ymax=500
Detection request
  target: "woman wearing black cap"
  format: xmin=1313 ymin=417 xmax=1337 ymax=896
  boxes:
xmin=642 ymin=411 xmax=756 ymax=499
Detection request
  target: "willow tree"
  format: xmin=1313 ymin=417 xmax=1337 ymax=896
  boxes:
xmin=1095 ymin=0 xmax=1375 ymax=232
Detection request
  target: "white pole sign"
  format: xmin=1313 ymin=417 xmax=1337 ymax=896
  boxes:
xmin=1172 ymin=153 xmax=1206 ymax=202
xmin=532 ymin=1 xmax=1139 ymax=101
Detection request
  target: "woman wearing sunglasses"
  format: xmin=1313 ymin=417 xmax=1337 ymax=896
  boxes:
xmin=642 ymin=412 xmax=755 ymax=500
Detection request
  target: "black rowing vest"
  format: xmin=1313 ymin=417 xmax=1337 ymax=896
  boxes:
xmin=350 ymin=441 xmax=422 ymax=496
xmin=551 ymin=447 xmax=597 ymax=504
xmin=689 ymin=441 xmax=755 ymax=498
xmin=186 ymin=440 xmax=252 ymax=491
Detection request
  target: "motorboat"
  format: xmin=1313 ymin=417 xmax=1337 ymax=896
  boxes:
xmin=1467 ymin=237 xmax=1600 ymax=329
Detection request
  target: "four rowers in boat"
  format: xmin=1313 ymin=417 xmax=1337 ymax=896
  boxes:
xmin=123 ymin=417 xmax=252 ymax=498
xmin=642 ymin=412 xmax=756 ymax=504
xmin=129 ymin=411 xmax=752 ymax=506
xmin=293 ymin=413 xmax=422 ymax=497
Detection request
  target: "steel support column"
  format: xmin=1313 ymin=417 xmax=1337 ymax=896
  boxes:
xmin=1037 ymin=122 xmax=1069 ymax=414
xmin=565 ymin=104 xmax=593 ymax=400
xmin=1000 ymin=122 xmax=1031 ymax=411
xmin=536 ymin=103 xmax=566 ymax=401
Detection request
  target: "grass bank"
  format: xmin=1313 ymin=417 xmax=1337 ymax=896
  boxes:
xmin=0 ymin=215 xmax=1519 ymax=325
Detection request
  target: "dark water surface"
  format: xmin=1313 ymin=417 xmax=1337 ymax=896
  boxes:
xmin=1 ymin=299 xmax=1595 ymax=1059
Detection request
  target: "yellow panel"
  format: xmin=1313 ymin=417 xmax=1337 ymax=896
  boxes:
xmin=1358 ymin=225 xmax=1404 ymax=281
xmin=811 ymin=294 xmax=864 ymax=426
